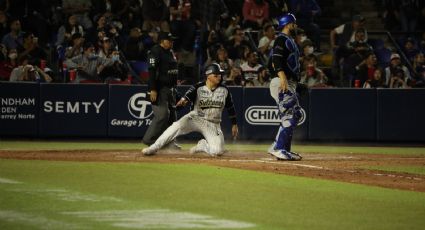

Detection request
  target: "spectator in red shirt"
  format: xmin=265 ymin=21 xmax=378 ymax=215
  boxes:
xmin=242 ymin=0 xmax=269 ymax=30
xmin=0 ymin=48 xmax=19 ymax=81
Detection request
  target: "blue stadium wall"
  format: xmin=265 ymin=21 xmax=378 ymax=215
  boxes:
xmin=1 ymin=82 xmax=424 ymax=142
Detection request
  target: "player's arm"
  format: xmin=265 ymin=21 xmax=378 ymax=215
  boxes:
xmin=147 ymin=48 xmax=160 ymax=102
xmin=224 ymin=88 xmax=238 ymax=139
xmin=176 ymin=82 xmax=202 ymax=107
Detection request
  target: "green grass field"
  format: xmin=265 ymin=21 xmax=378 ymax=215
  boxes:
xmin=1 ymin=141 xmax=425 ymax=229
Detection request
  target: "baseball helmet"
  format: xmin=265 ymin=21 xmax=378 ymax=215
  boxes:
xmin=205 ymin=63 xmax=225 ymax=76
xmin=277 ymin=13 xmax=296 ymax=29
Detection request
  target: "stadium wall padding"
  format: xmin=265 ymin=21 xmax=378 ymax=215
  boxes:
xmin=1 ymin=82 xmax=424 ymax=142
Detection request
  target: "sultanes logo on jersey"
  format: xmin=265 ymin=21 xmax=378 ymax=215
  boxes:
xmin=199 ymin=99 xmax=224 ymax=109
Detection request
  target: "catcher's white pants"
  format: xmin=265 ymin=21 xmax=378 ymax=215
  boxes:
xmin=148 ymin=111 xmax=225 ymax=155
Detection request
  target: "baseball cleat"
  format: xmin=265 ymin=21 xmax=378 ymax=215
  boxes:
xmin=268 ymin=149 xmax=302 ymax=161
xmin=288 ymin=151 xmax=302 ymax=161
xmin=142 ymin=147 xmax=156 ymax=156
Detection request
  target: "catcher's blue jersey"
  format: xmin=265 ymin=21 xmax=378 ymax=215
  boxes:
xmin=269 ymin=33 xmax=300 ymax=81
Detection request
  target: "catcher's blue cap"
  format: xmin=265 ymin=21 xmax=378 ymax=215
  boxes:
xmin=277 ymin=13 xmax=296 ymax=29
xmin=205 ymin=63 xmax=225 ymax=75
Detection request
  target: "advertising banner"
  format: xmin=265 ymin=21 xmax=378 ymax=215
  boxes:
xmin=309 ymin=88 xmax=376 ymax=140
xmin=39 ymin=84 xmax=108 ymax=137
xmin=0 ymin=82 xmax=39 ymax=136
xmin=377 ymin=89 xmax=425 ymax=141
xmin=108 ymin=85 xmax=152 ymax=137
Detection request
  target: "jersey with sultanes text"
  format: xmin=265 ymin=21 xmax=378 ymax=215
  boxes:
xmin=183 ymin=82 xmax=237 ymax=124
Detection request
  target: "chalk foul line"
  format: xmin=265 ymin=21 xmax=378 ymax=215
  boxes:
xmin=63 ymin=209 xmax=255 ymax=229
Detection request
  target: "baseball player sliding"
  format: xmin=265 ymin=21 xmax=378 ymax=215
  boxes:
xmin=142 ymin=63 xmax=239 ymax=156
xmin=267 ymin=13 xmax=303 ymax=161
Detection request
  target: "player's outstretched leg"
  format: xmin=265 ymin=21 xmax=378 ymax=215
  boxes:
xmin=142 ymin=115 xmax=192 ymax=155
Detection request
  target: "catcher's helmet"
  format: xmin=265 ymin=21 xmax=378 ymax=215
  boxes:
xmin=277 ymin=13 xmax=296 ymax=29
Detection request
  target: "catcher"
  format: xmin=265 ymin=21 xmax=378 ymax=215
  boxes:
xmin=267 ymin=13 xmax=303 ymax=161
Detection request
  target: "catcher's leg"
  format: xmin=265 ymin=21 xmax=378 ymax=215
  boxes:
xmin=268 ymin=124 xmax=301 ymax=161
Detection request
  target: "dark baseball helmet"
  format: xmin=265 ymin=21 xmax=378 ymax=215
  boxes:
xmin=205 ymin=63 xmax=225 ymax=76
xmin=277 ymin=13 xmax=296 ymax=29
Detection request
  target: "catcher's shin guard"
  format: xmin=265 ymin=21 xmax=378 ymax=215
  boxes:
xmin=274 ymin=126 xmax=293 ymax=152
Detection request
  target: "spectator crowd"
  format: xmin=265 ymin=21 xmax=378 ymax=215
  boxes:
xmin=0 ymin=0 xmax=423 ymax=88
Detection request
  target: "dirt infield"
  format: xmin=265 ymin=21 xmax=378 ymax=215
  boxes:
xmin=1 ymin=150 xmax=424 ymax=192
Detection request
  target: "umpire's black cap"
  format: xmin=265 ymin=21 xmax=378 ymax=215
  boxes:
xmin=158 ymin=32 xmax=176 ymax=41
xmin=205 ymin=63 xmax=225 ymax=75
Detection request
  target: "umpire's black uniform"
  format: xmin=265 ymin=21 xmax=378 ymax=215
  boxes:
xmin=143 ymin=32 xmax=178 ymax=145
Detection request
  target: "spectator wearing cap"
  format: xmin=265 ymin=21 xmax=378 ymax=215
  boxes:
xmin=64 ymin=42 xmax=113 ymax=83
xmin=1 ymin=18 xmax=24 ymax=50
xmin=290 ymin=0 xmax=322 ymax=51
xmin=242 ymin=0 xmax=269 ymax=30
xmin=142 ymin=31 xmax=179 ymax=146
xmin=384 ymin=53 xmax=411 ymax=87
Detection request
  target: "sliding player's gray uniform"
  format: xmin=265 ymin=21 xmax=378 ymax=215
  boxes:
xmin=143 ymin=82 xmax=237 ymax=156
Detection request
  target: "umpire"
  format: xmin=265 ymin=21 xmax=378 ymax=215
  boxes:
xmin=143 ymin=32 xmax=180 ymax=147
